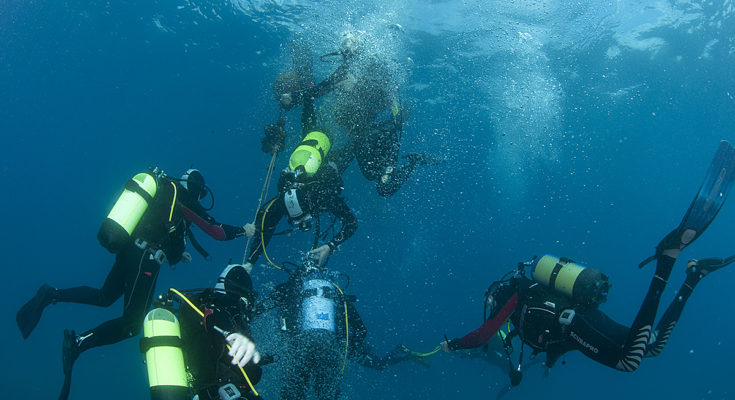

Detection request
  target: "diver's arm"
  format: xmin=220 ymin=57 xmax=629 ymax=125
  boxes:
xmin=180 ymin=203 xmax=246 ymax=241
xmin=311 ymin=63 xmax=350 ymax=99
xmin=445 ymin=294 xmax=518 ymax=351
xmin=328 ymin=196 xmax=358 ymax=248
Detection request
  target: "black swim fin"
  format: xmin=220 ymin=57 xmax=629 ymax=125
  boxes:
xmin=59 ymin=329 xmax=80 ymax=400
xmin=16 ymin=284 xmax=56 ymax=339
xmin=686 ymin=254 xmax=735 ymax=278
xmin=639 ymin=140 xmax=735 ymax=268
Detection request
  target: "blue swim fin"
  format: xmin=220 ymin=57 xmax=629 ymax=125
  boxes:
xmin=639 ymin=140 xmax=735 ymax=268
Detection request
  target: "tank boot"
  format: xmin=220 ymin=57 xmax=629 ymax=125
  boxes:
xmin=16 ymin=284 xmax=57 ymax=339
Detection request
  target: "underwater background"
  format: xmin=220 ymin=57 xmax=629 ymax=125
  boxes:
xmin=2 ymin=0 xmax=734 ymax=399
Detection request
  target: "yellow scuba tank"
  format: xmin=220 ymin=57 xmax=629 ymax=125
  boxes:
xmin=532 ymin=255 xmax=610 ymax=307
xmin=141 ymin=308 xmax=189 ymax=400
xmin=98 ymin=172 xmax=158 ymax=253
xmin=289 ymin=131 xmax=331 ymax=177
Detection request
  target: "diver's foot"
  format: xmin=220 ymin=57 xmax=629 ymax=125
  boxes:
xmin=62 ymin=330 xmax=81 ymax=376
xmin=16 ymin=284 xmax=56 ymax=339
xmin=402 ymin=152 xmax=443 ymax=166
xmin=686 ymin=257 xmax=735 ymax=280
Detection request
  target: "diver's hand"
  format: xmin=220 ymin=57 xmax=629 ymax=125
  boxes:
xmin=227 ymin=333 xmax=261 ymax=367
xmin=180 ymin=252 xmax=192 ymax=263
xmin=243 ymin=262 xmax=253 ymax=274
xmin=440 ymin=340 xmax=453 ymax=353
xmin=243 ymin=223 xmax=256 ymax=238
xmin=310 ymin=244 xmax=332 ymax=264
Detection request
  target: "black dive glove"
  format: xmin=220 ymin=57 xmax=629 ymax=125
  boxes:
xmin=262 ymin=118 xmax=286 ymax=153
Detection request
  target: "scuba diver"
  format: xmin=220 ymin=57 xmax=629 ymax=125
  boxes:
xmin=247 ymin=113 xmax=358 ymax=272
xmin=255 ymin=253 xmax=417 ymax=400
xmin=441 ymin=140 xmax=735 ymax=388
xmin=264 ymin=33 xmax=439 ymax=197
xmin=15 ymin=167 xmax=249 ymax=400
xmin=144 ymin=263 xmax=265 ymax=400
xmin=245 ymin=138 xmax=357 ymax=270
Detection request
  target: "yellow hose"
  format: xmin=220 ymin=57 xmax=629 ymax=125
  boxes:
xmin=400 ymin=345 xmax=441 ymax=358
xmin=330 ymin=282 xmax=349 ymax=374
xmin=168 ymin=181 xmax=177 ymax=223
xmin=260 ymin=199 xmax=283 ymax=270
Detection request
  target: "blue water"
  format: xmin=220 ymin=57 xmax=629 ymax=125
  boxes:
xmin=2 ymin=0 xmax=734 ymax=399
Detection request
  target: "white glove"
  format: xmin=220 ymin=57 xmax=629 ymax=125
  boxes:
xmin=244 ymin=223 xmax=256 ymax=238
xmin=226 ymin=332 xmax=260 ymax=367
xmin=243 ymin=262 xmax=253 ymax=274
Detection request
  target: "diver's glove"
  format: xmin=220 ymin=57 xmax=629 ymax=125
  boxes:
xmin=243 ymin=223 xmax=256 ymax=238
xmin=226 ymin=332 xmax=261 ymax=367
xmin=262 ymin=118 xmax=286 ymax=154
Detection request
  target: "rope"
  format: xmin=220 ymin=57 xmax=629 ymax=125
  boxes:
xmin=242 ymin=151 xmax=279 ymax=264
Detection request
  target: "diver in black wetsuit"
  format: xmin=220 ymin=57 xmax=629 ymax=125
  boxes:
xmin=175 ymin=263 xmax=264 ymax=400
xmin=443 ymin=253 xmax=735 ymax=382
xmin=243 ymin=159 xmax=357 ymax=272
xmin=256 ymin=256 xmax=415 ymax=400
xmin=443 ymin=140 xmax=735 ymax=387
xmin=264 ymin=35 xmax=439 ymax=198
xmin=15 ymin=168 xmax=248 ymax=400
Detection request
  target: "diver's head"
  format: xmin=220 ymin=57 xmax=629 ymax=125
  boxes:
xmin=284 ymin=188 xmax=312 ymax=232
xmin=340 ymin=31 xmax=365 ymax=59
xmin=273 ymin=70 xmax=303 ymax=110
xmin=181 ymin=169 xmax=207 ymax=201
xmin=216 ymin=264 xmax=256 ymax=308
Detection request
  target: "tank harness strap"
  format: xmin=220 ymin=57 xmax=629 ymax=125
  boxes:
xmin=125 ymin=179 xmax=155 ymax=204
xmin=186 ymin=227 xmax=211 ymax=260
xmin=139 ymin=335 xmax=183 ymax=353
xmin=547 ymin=262 xmax=565 ymax=289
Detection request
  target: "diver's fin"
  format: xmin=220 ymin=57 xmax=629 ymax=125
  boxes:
xmin=59 ymin=330 xmax=78 ymax=400
xmin=686 ymin=254 xmax=735 ymax=278
xmin=58 ymin=372 xmax=71 ymax=400
xmin=16 ymin=284 xmax=55 ymax=339
xmin=639 ymin=140 xmax=735 ymax=268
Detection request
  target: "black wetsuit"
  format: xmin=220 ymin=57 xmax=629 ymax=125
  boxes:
xmin=246 ymin=167 xmax=357 ymax=265
xmin=448 ymin=254 xmax=702 ymax=375
xmin=179 ymin=290 xmax=262 ymax=400
xmin=53 ymin=179 xmax=245 ymax=355
xmin=256 ymin=268 xmax=408 ymax=400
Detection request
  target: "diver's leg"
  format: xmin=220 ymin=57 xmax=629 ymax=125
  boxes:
xmin=645 ymin=256 xmax=734 ymax=357
xmin=375 ymin=156 xmax=418 ymax=198
xmin=314 ymin=338 xmax=342 ymax=400
xmin=280 ymin=337 xmax=309 ymax=400
xmin=564 ymin=255 xmax=677 ymax=372
xmin=66 ymin=247 xmax=160 ymax=355
xmin=616 ymin=254 xmax=677 ymax=371
xmin=54 ymin=250 xmax=128 ymax=307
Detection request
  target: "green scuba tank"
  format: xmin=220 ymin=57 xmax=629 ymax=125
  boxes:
xmin=532 ymin=255 xmax=610 ymax=307
xmin=141 ymin=308 xmax=189 ymax=400
xmin=289 ymin=131 xmax=331 ymax=177
xmin=98 ymin=172 xmax=158 ymax=253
